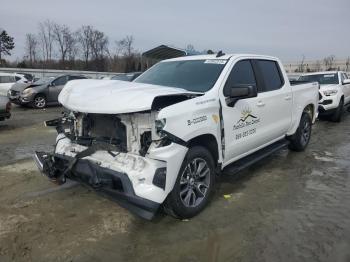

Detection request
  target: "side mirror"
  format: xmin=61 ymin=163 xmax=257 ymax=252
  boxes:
xmin=224 ymin=84 xmax=257 ymax=107
xmin=342 ymin=79 xmax=350 ymax=85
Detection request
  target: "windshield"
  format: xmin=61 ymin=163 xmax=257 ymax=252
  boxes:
xmin=299 ymin=73 xmax=339 ymax=85
xmin=34 ymin=77 xmax=53 ymax=85
xmin=134 ymin=60 xmax=227 ymax=92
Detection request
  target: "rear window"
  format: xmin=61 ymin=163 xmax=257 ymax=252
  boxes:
xmin=299 ymin=73 xmax=339 ymax=85
xmin=257 ymin=60 xmax=283 ymax=92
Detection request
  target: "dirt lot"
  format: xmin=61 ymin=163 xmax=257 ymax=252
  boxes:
xmin=1 ymin=105 xmax=350 ymax=262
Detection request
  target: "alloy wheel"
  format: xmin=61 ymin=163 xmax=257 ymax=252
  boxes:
xmin=179 ymin=157 xmax=210 ymax=208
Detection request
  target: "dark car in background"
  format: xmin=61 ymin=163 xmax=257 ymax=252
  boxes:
xmin=8 ymin=75 xmax=87 ymax=108
xmin=111 ymin=72 xmax=142 ymax=82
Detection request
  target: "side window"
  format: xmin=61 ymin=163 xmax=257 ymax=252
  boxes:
xmin=52 ymin=76 xmax=68 ymax=86
xmin=69 ymin=75 xmax=86 ymax=81
xmin=0 ymin=76 xmax=15 ymax=83
xmin=15 ymin=76 xmax=21 ymax=81
xmin=257 ymin=60 xmax=283 ymax=92
xmin=224 ymin=60 xmax=256 ymax=96
xmin=341 ymin=73 xmax=347 ymax=82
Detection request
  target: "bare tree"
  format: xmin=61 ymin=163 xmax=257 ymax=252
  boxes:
xmin=53 ymin=23 xmax=75 ymax=65
xmin=38 ymin=20 xmax=54 ymax=62
xmin=323 ymin=55 xmax=335 ymax=71
xmin=25 ymin=33 xmax=38 ymax=65
xmin=90 ymin=30 xmax=108 ymax=59
xmin=116 ymin=35 xmax=134 ymax=57
xmin=77 ymin=25 xmax=93 ymax=67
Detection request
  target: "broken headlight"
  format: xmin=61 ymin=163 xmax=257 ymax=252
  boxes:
xmin=155 ymin=118 xmax=166 ymax=137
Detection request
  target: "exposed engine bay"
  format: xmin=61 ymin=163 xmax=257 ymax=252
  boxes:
xmin=53 ymin=110 xmax=164 ymax=157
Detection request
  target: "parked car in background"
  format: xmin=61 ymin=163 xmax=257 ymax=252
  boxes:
xmin=35 ymin=54 xmax=318 ymax=219
xmin=15 ymin=73 xmax=34 ymax=82
xmin=111 ymin=72 xmax=142 ymax=82
xmin=0 ymin=73 xmax=15 ymax=96
xmin=0 ymin=73 xmax=31 ymax=96
xmin=13 ymin=73 xmax=29 ymax=83
xmin=299 ymin=71 xmax=350 ymax=122
xmin=0 ymin=95 xmax=11 ymax=121
xmin=8 ymin=75 xmax=87 ymax=109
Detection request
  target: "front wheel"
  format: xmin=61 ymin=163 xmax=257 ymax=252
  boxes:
xmin=288 ymin=112 xmax=312 ymax=152
xmin=33 ymin=94 xmax=47 ymax=109
xmin=164 ymin=146 xmax=215 ymax=219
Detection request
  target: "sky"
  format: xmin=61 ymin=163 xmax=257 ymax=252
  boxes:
xmin=1 ymin=0 xmax=349 ymax=62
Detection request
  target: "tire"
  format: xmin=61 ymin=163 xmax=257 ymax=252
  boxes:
xmin=330 ymin=98 xmax=344 ymax=122
xmin=164 ymin=146 xmax=215 ymax=219
xmin=288 ymin=111 xmax=312 ymax=152
xmin=33 ymin=94 xmax=47 ymax=109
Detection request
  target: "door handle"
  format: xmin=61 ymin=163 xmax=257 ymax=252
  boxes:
xmin=284 ymin=95 xmax=292 ymax=101
xmin=257 ymin=101 xmax=265 ymax=107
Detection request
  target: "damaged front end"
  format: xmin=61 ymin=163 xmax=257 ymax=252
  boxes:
xmin=34 ymin=109 xmax=188 ymax=219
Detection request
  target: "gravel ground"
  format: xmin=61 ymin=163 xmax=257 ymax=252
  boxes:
xmin=0 ymin=105 xmax=350 ymax=262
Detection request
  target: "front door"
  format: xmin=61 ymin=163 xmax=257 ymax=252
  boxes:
xmin=341 ymin=73 xmax=350 ymax=104
xmin=221 ymin=59 xmax=264 ymax=164
xmin=48 ymin=76 xmax=68 ymax=102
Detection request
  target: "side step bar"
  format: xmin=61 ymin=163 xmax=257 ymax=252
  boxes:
xmin=222 ymin=139 xmax=289 ymax=175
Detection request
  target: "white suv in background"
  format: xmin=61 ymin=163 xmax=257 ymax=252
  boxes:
xmin=0 ymin=72 xmax=29 ymax=96
xmin=299 ymin=71 xmax=350 ymax=122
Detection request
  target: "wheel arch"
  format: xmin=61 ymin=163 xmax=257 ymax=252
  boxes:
xmin=303 ymin=103 xmax=314 ymax=120
xmin=187 ymin=134 xmax=220 ymax=168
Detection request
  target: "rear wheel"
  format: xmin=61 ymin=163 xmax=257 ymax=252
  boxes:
xmin=331 ymin=98 xmax=344 ymax=122
xmin=288 ymin=111 xmax=312 ymax=152
xmin=33 ymin=94 xmax=47 ymax=109
xmin=164 ymin=146 xmax=215 ymax=219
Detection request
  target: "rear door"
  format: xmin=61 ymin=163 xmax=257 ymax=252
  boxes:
xmin=251 ymin=59 xmax=292 ymax=144
xmin=48 ymin=76 xmax=68 ymax=102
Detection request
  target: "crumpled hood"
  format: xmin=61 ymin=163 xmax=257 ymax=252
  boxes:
xmin=10 ymin=82 xmax=45 ymax=92
xmin=59 ymin=79 xmax=197 ymax=114
xmin=10 ymin=82 xmax=33 ymax=92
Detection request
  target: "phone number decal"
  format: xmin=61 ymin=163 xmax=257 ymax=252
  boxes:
xmin=235 ymin=128 xmax=256 ymax=140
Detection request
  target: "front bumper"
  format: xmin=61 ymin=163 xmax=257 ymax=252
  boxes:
xmin=8 ymin=95 xmax=32 ymax=105
xmin=33 ymin=134 xmax=188 ymax=219
xmin=318 ymin=91 xmax=340 ymax=113
xmin=34 ymin=151 xmax=160 ymax=219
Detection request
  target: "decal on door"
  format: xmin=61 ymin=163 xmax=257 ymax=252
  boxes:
xmin=233 ymin=108 xmax=260 ymax=140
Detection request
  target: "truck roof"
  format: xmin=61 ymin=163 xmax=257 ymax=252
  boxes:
xmin=165 ymin=54 xmax=279 ymax=62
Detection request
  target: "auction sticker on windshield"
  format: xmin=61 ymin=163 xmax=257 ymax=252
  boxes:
xmin=204 ymin=60 xmax=227 ymax=64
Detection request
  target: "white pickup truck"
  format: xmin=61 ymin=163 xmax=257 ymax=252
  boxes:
xmin=299 ymin=71 xmax=350 ymax=122
xmin=34 ymin=54 xmax=318 ymax=219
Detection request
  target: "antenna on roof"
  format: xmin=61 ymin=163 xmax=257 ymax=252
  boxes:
xmin=216 ymin=50 xmax=225 ymax=57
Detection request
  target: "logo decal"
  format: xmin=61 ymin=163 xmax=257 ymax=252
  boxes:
xmin=237 ymin=108 xmax=257 ymax=123
xmin=233 ymin=108 xmax=260 ymax=130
